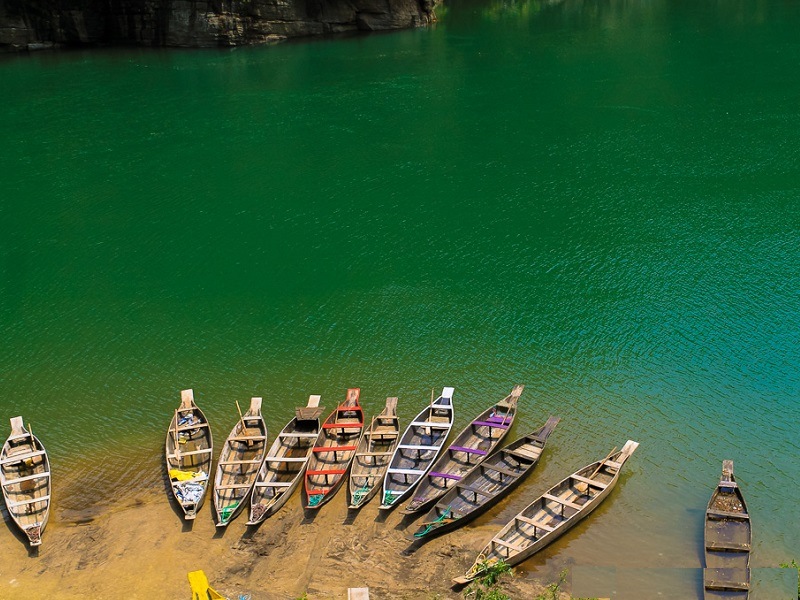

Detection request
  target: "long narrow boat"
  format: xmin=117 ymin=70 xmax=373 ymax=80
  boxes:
xmin=247 ymin=395 xmax=323 ymax=525
xmin=304 ymin=388 xmax=364 ymax=509
xmin=403 ymin=385 xmax=522 ymax=515
xmin=0 ymin=417 xmax=51 ymax=546
xmin=348 ymin=397 xmax=401 ymax=509
xmin=380 ymin=387 xmax=455 ymax=510
xmin=213 ymin=397 xmax=268 ymax=527
xmin=454 ymin=440 xmax=639 ymax=584
xmin=704 ymin=460 xmax=751 ymax=600
xmin=165 ymin=389 xmax=214 ymax=520
xmin=413 ymin=416 xmax=560 ymax=541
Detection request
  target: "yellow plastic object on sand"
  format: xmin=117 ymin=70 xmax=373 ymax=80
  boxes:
xmin=188 ymin=570 xmax=226 ymax=600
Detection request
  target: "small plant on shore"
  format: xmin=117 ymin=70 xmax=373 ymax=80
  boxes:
xmin=779 ymin=560 xmax=799 ymax=599
xmin=463 ymin=559 xmax=513 ymax=600
xmin=294 ymin=594 xmax=309 ymax=600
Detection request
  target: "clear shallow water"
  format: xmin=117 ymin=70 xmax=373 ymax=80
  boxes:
xmin=1 ymin=0 xmax=799 ymax=595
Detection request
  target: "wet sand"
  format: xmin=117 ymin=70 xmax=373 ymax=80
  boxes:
xmin=0 ymin=480 xmax=568 ymax=600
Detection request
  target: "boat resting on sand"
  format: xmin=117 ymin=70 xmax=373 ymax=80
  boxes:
xmin=0 ymin=417 xmax=51 ymax=546
xmin=380 ymin=387 xmax=455 ymax=510
xmin=403 ymin=385 xmax=522 ymax=515
xmin=348 ymin=397 xmax=401 ymax=509
xmin=304 ymin=388 xmax=364 ymax=509
xmin=165 ymin=389 xmax=213 ymax=520
xmin=247 ymin=395 xmax=324 ymax=525
xmin=454 ymin=440 xmax=639 ymax=584
xmin=213 ymin=397 xmax=268 ymax=527
xmin=704 ymin=460 xmax=751 ymax=600
xmin=413 ymin=416 xmax=560 ymax=541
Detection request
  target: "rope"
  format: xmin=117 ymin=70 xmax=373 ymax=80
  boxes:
xmin=351 ymin=484 xmax=370 ymax=506
xmin=219 ymin=503 xmax=239 ymax=522
xmin=414 ymin=507 xmax=451 ymax=538
xmin=308 ymin=493 xmax=325 ymax=507
xmin=383 ymin=490 xmax=400 ymax=506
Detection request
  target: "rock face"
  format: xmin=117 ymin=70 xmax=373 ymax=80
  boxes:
xmin=0 ymin=0 xmax=436 ymax=51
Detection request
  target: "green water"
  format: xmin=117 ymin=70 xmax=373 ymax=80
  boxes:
xmin=1 ymin=0 xmax=799 ymax=595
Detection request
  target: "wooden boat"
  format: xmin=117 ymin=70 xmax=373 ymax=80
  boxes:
xmin=413 ymin=416 xmax=560 ymax=541
xmin=704 ymin=460 xmax=751 ymax=599
xmin=454 ymin=440 xmax=639 ymax=584
xmin=165 ymin=389 xmax=214 ymax=520
xmin=247 ymin=395 xmax=323 ymax=525
xmin=0 ymin=417 xmax=51 ymax=546
xmin=348 ymin=397 xmax=401 ymax=509
xmin=213 ymin=397 xmax=268 ymax=527
xmin=403 ymin=385 xmax=522 ymax=515
xmin=304 ymin=388 xmax=364 ymax=509
xmin=380 ymin=387 xmax=455 ymax=510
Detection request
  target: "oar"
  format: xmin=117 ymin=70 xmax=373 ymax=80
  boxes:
xmin=578 ymin=446 xmax=617 ymax=494
xmin=173 ymin=409 xmax=182 ymax=461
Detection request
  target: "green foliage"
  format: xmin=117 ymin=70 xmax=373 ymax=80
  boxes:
xmin=464 ymin=559 xmax=513 ymax=600
xmin=294 ymin=594 xmax=309 ymax=600
xmin=779 ymin=559 xmax=800 ymax=599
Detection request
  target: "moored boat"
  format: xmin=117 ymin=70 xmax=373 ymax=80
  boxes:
xmin=704 ymin=460 xmax=751 ymax=600
xmin=165 ymin=389 xmax=213 ymax=520
xmin=348 ymin=397 xmax=401 ymax=509
xmin=213 ymin=397 xmax=268 ymax=527
xmin=403 ymin=385 xmax=522 ymax=515
xmin=304 ymin=388 xmax=364 ymax=509
xmin=454 ymin=440 xmax=639 ymax=584
xmin=413 ymin=416 xmax=560 ymax=541
xmin=0 ymin=417 xmax=51 ymax=546
xmin=380 ymin=387 xmax=455 ymax=510
xmin=247 ymin=394 xmax=323 ymax=525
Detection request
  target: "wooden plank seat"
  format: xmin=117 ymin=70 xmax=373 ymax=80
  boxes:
xmin=399 ymin=444 xmax=441 ymax=452
xmin=1 ymin=471 xmax=50 ymax=486
xmin=457 ymin=483 xmax=493 ymax=498
xmin=410 ymin=421 xmax=451 ymax=429
xmin=322 ymin=423 xmax=362 ymax=430
xmin=571 ymin=474 xmax=609 ymax=489
xmin=542 ymin=493 xmax=582 ymax=511
xmin=481 ymin=464 xmax=520 ymax=478
xmin=492 ymin=537 xmax=525 ymax=552
xmin=0 ymin=450 xmax=46 ymax=465
xmin=6 ymin=433 xmax=32 ymax=442
xmin=266 ymin=457 xmax=307 ymax=462
xmin=602 ymin=459 xmax=623 ymax=470
xmin=306 ymin=469 xmax=347 ymax=476
xmin=228 ymin=436 xmax=267 ymax=442
xmin=504 ymin=449 xmax=537 ymax=461
xmin=449 ymin=445 xmax=487 ymax=456
xmin=707 ymin=509 xmax=750 ymax=520
xmin=357 ymin=451 xmax=394 ymax=457
xmin=706 ymin=540 xmax=751 ymax=552
xmin=387 ymin=468 xmax=425 ymax=476
xmin=215 ymin=483 xmax=254 ymax=490
xmin=6 ymin=495 xmax=50 ymax=509
xmin=218 ymin=459 xmax=262 ymax=465
xmin=428 ymin=471 xmax=462 ymax=481
xmin=167 ymin=448 xmax=213 ymax=459
xmin=279 ymin=432 xmax=319 ymax=439
xmin=312 ymin=445 xmax=357 ymax=453
xmin=176 ymin=423 xmax=209 ymax=432
xmin=515 ymin=514 xmax=554 ymax=532
xmin=472 ymin=420 xmax=509 ymax=429
xmin=255 ymin=481 xmax=293 ymax=488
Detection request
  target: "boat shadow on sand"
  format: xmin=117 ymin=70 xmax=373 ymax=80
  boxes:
xmin=0 ymin=503 xmax=40 ymax=556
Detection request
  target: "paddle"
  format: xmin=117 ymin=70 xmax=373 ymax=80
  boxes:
xmin=577 ymin=446 xmax=617 ymax=494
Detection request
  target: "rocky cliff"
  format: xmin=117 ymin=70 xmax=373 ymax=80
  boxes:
xmin=0 ymin=0 xmax=436 ymax=51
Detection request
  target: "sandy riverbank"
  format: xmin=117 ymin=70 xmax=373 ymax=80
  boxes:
xmin=0 ymin=480 xmax=571 ymax=600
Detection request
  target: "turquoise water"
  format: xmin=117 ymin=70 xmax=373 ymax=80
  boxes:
xmin=1 ymin=0 xmax=799 ymax=594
